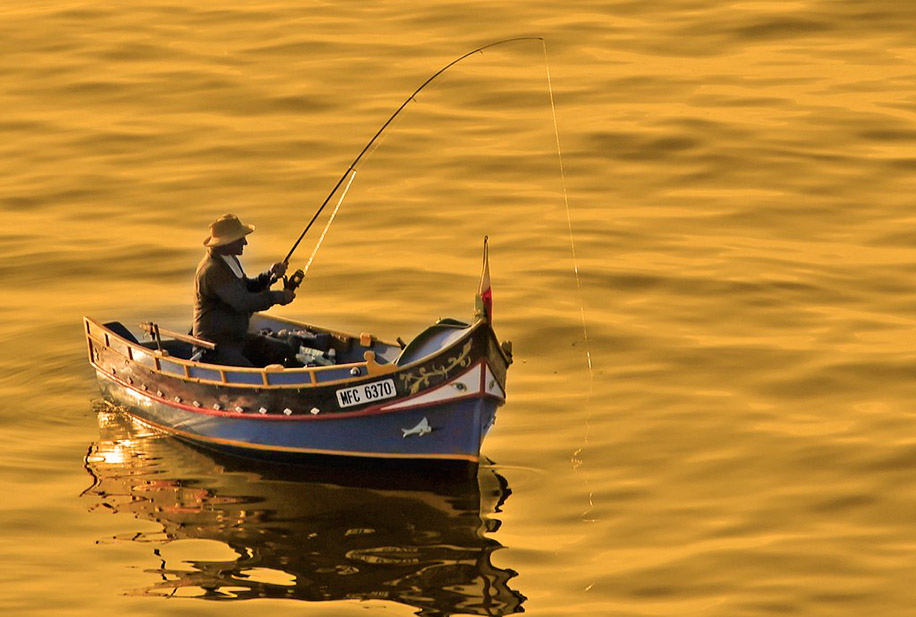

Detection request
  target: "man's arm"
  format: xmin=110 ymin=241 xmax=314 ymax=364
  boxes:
xmin=208 ymin=265 xmax=292 ymax=312
xmin=245 ymin=261 xmax=289 ymax=293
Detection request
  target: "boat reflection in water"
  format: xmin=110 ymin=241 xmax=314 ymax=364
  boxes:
xmin=83 ymin=407 xmax=525 ymax=615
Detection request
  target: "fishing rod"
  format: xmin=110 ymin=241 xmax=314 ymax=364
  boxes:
xmin=280 ymin=36 xmax=545 ymax=267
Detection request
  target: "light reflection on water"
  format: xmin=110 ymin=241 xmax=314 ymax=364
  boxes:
xmin=82 ymin=409 xmax=524 ymax=615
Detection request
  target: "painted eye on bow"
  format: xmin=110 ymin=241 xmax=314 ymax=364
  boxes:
xmin=453 ymin=382 xmax=467 ymax=392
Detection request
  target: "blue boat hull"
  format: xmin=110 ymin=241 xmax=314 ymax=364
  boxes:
xmin=86 ymin=310 xmax=510 ymax=464
xmin=97 ymin=371 xmax=498 ymax=463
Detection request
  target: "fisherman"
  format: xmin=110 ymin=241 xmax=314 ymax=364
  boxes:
xmin=193 ymin=214 xmax=296 ymax=367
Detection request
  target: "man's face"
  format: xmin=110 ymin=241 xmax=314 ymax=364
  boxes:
xmin=222 ymin=237 xmax=247 ymax=255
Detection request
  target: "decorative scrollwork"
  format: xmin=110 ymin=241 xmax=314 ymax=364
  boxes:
xmin=399 ymin=341 xmax=473 ymax=394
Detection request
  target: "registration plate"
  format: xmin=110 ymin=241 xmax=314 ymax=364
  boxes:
xmin=336 ymin=378 xmax=397 ymax=408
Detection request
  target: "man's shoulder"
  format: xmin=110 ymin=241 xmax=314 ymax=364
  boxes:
xmin=196 ymin=251 xmax=227 ymax=279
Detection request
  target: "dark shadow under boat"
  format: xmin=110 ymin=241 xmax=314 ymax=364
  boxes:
xmin=82 ymin=407 xmax=525 ymax=616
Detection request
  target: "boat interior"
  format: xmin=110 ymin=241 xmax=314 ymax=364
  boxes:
xmin=100 ymin=313 xmax=473 ymax=371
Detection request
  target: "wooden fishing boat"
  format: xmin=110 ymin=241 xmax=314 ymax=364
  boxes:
xmin=83 ymin=251 xmax=512 ymax=464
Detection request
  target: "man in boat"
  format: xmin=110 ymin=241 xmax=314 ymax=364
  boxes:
xmin=193 ymin=213 xmax=297 ymax=367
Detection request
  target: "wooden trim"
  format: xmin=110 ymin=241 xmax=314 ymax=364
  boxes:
xmin=139 ymin=323 xmax=216 ymax=350
xmin=82 ymin=316 xmax=432 ymax=390
xmin=365 ymin=350 xmax=398 ymax=377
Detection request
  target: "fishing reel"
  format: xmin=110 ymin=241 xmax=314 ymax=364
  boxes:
xmin=284 ymin=268 xmax=305 ymax=291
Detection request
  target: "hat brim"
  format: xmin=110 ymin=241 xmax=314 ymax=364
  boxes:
xmin=203 ymin=224 xmax=255 ymax=247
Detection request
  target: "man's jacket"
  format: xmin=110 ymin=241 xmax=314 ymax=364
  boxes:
xmin=193 ymin=250 xmax=284 ymax=346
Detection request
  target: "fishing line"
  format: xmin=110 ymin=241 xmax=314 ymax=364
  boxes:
xmin=541 ymin=40 xmax=596 ymax=525
xmin=542 ymin=39 xmax=593 ymax=383
xmin=282 ymin=36 xmax=545 ymax=266
xmin=303 ymin=169 xmax=357 ymax=276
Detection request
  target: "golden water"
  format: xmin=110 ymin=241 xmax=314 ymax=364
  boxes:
xmin=3 ymin=1 xmax=916 ymax=615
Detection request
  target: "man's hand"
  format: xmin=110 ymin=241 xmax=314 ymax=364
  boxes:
xmin=269 ymin=261 xmax=288 ymax=279
xmin=275 ymin=289 xmax=296 ymax=306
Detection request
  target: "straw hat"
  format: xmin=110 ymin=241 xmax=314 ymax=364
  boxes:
xmin=203 ymin=214 xmax=255 ymax=247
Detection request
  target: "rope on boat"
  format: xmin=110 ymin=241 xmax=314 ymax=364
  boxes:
xmin=303 ymin=169 xmax=357 ymax=276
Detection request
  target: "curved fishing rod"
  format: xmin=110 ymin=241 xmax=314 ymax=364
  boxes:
xmin=281 ymin=36 xmax=545 ymax=265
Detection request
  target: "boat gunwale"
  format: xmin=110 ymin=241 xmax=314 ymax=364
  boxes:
xmin=95 ymin=358 xmax=505 ymax=422
xmin=84 ymin=315 xmax=501 ymax=391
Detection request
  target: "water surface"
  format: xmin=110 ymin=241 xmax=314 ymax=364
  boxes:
xmin=3 ymin=1 xmax=916 ymax=615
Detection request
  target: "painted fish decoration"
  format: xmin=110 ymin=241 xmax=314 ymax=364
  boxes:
xmin=402 ymin=417 xmax=432 ymax=438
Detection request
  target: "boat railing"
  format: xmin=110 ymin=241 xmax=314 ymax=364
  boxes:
xmin=84 ymin=317 xmax=394 ymax=389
